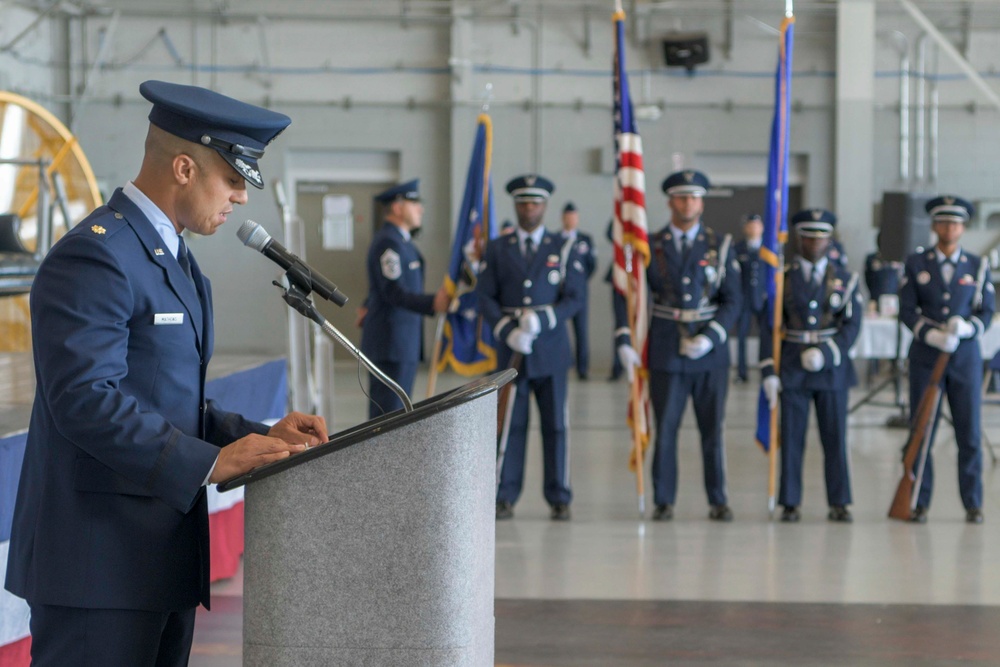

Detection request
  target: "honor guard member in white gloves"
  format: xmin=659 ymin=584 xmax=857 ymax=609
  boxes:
xmin=734 ymin=213 xmax=767 ymax=383
xmin=615 ymin=169 xmax=742 ymax=522
xmin=361 ymin=180 xmax=449 ymax=418
xmin=561 ymin=201 xmax=598 ymax=379
xmin=760 ymin=209 xmax=864 ymax=523
xmin=476 ymin=175 xmax=586 ymax=521
xmin=899 ymin=195 xmax=994 ymax=524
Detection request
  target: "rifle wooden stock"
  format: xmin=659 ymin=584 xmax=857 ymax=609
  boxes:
xmin=888 ymin=352 xmax=950 ymax=521
xmin=496 ymin=352 xmax=523 ymax=446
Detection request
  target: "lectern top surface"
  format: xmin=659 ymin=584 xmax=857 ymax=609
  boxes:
xmin=217 ymin=369 xmax=515 ymax=491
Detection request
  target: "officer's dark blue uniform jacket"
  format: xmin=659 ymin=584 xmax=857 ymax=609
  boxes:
xmin=5 ymin=189 xmax=268 ymax=612
xmin=567 ymin=231 xmax=597 ymax=279
xmin=477 ymin=231 xmax=585 ymax=378
xmin=760 ymin=261 xmax=864 ymax=389
xmin=361 ymin=223 xmax=435 ymax=363
xmin=617 ymin=225 xmax=742 ymax=372
xmin=864 ymin=251 xmax=902 ymax=302
xmin=899 ymin=249 xmax=995 ymax=373
xmin=735 ymin=239 xmax=766 ymax=312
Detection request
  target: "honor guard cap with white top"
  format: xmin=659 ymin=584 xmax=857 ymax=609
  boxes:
xmin=375 ymin=179 xmax=422 ymax=203
xmin=791 ymin=208 xmax=837 ymax=238
xmin=139 ymin=80 xmax=290 ymax=190
xmin=661 ymin=169 xmax=710 ymax=197
xmin=925 ymin=195 xmax=974 ymax=224
xmin=506 ymin=174 xmax=555 ymax=202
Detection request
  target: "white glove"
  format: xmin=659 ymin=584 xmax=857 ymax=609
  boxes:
xmin=680 ymin=334 xmax=713 ymax=360
xmin=617 ymin=344 xmax=642 ymax=383
xmin=800 ymin=347 xmax=826 ymax=372
xmin=506 ymin=327 xmax=535 ymax=355
xmin=947 ymin=316 xmax=975 ymax=340
xmin=519 ymin=310 xmax=542 ymax=336
xmin=763 ymin=376 xmax=782 ymax=411
xmin=925 ymin=328 xmax=959 ymax=353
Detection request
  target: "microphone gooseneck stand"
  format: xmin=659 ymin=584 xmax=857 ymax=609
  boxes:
xmin=275 ymin=280 xmax=414 ymax=413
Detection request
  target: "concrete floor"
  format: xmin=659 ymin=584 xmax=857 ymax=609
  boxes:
xmin=193 ymin=357 xmax=1000 ymax=665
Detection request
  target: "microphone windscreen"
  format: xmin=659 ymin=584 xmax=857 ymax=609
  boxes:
xmin=238 ymin=220 xmax=271 ymax=251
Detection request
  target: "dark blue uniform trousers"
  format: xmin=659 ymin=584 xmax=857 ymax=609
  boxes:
xmin=908 ymin=361 xmax=983 ymax=510
xmin=570 ymin=300 xmax=589 ymax=377
xmin=778 ymin=388 xmax=852 ymax=508
xmin=368 ymin=361 xmax=417 ymax=419
xmin=649 ymin=367 xmax=729 ymax=507
xmin=497 ymin=371 xmax=572 ymax=507
xmin=29 ymin=603 xmax=196 ymax=667
xmin=736 ymin=307 xmax=766 ymax=380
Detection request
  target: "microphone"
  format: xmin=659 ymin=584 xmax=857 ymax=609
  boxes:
xmin=238 ymin=219 xmax=348 ymax=306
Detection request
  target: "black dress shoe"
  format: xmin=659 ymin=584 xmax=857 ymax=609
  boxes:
xmin=709 ymin=504 xmax=734 ymax=522
xmin=577 ymin=372 xmax=589 ymax=381
xmin=780 ymin=506 xmax=800 ymax=522
xmin=827 ymin=505 xmax=853 ymax=523
xmin=966 ymin=508 xmax=984 ymax=524
xmin=652 ymin=504 xmax=673 ymax=521
xmin=733 ymin=376 xmax=747 ymax=385
xmin=496 ymin=501 xmax=514 ymax=520
xmin=550 ymin=504 xmax=572 ymax=521
xmin=910 ymin=506 xmax=928 ymax=524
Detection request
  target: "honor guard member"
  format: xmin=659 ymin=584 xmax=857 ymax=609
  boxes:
xmin=361 ymin=180 xmax=449 ymax=418
xmin=5 ymin=80 xmax=328 ymax=665
xmin=899 ymin=195 xmax=994 ymax=524
xmin=828 ymin=238 xmax=849 ymax=268
xmin=616 ymin=169 xmax=742 ymax=522
xmin=734 ymin=213 xmax=767 ymax=383
xmin=760 ymin=209 xmax=864 ymax=523
xmin=561 ymin=201 xmax=598 ymax=379
xmin=477 ymin=174 xmax=586 ymax=521
xmin=864 ymin=232 xmax=903 ymax=309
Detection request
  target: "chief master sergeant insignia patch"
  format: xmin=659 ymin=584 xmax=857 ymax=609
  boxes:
xmin=380 ymin=248 xmax=402 ymax=280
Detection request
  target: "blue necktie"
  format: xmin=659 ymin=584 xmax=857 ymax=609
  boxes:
xmin=680 ymin=234 xmax=690 ymax=261
xmin=524 ymin=236 xmax=535 ymax=263
xmin=177 ymin=237 xmax=197 ymax=290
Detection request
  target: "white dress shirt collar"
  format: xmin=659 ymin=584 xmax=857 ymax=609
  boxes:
xmin=122 ymin=181 xmax=182 ymax=259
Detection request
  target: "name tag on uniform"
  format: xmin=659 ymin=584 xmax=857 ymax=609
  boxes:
xmin=154 ymin=313 xmax=185 ymax=325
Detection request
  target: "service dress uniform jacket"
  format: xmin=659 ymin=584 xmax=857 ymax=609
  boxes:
xmin=5 ymin=189 xmax=269 ymax=613
xmin=477 ymin=230 xmax=585 ymax=507
xmin=563 ymin=229 xmax=597 ymax=377
xmin=899 ymin=248 xmax=995 ymax=510
xmin=734 ymin=238 xmax=767 ymax=380
xmin=360 ymin=222 xmax=436 ymax=416
xmin=864 ymin=251 xmax=902 ymax=305
xmin=760 ymin=260 xmax=864 ymax=508
xmin=616 ymin=223 xmax=742 ymax=508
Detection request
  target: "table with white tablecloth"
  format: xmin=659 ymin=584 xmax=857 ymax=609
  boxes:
xmin=853 ymin=315 xmax=1000 ymax=361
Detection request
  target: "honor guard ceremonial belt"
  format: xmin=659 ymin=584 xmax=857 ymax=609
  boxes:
xmin=651 ymin=304 xmax=718 ymax=323
xmin=502 ymin=305 xmax=554 ymax=314
xmin=783 ymin=328 xmax=837 ymax=344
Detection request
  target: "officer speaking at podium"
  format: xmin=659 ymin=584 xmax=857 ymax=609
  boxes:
xmin=4 ymin=80 xmax=327 ymax=665
xmin=361 ymin=180 xmax=449 ymax=418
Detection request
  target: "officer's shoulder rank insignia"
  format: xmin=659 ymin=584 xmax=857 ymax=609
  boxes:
xmin=91 ymin=225 xmax=106 ymax=235
xmin=380 ymin=248 xmax=402 ymax=280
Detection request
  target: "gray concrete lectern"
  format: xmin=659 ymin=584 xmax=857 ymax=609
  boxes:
xmin=219 ymin=370 xmax=515 ymax=667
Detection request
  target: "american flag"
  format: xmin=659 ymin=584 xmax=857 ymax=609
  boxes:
xmin=611 ymin=6 xmax=651 ymax=475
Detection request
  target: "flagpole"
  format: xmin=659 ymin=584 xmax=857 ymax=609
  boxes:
xmin=767 ymin=8 xmax=793 ymax=515
xmin=624 ymin=244 xmax=645 ymax=516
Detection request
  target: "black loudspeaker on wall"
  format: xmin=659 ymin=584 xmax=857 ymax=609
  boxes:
xmin=662 ymin=32 xmax=710 ymax=72
xmin=879 ymin=191 xmax=933 ymax=263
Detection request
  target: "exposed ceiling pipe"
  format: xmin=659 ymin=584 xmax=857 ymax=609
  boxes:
xmin=883 ymin=30 xmax=909 ymax=184
xmin=914 ymin=32 xmax=928 ymax=183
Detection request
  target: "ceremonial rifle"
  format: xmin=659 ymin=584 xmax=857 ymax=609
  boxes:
xmin=888 ymin=351 xmax=950 ymax=521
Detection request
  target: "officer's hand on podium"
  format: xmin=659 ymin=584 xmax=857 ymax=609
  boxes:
xmin=925 ymin=328 xmax=960 ymax=352
xmin=268 ymin=411 xmax=329 ymax=448
xmin=762 ymin=376 xmax=782 ymax=410
xmin=506 ymin=328 xmax=535 ymax=355
xmin=210 ymin=434 xmax=307 ymax=483
xmin=680 ymin=335 xmax=713 ymax=360
xmin=947 ymin=316 xmax=975 ymax=340
xmin=432 ymin=286 xmax=450 ymax=313
xmin=617 ymin=344 xmax=641 ymax=382
xmin=354 ymin=306 xmax=368 ymax=328
xmin=800 ymin=347 xmax=825 ymax=372
xmin=519 ymin=310 xmax=542 ymax=336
